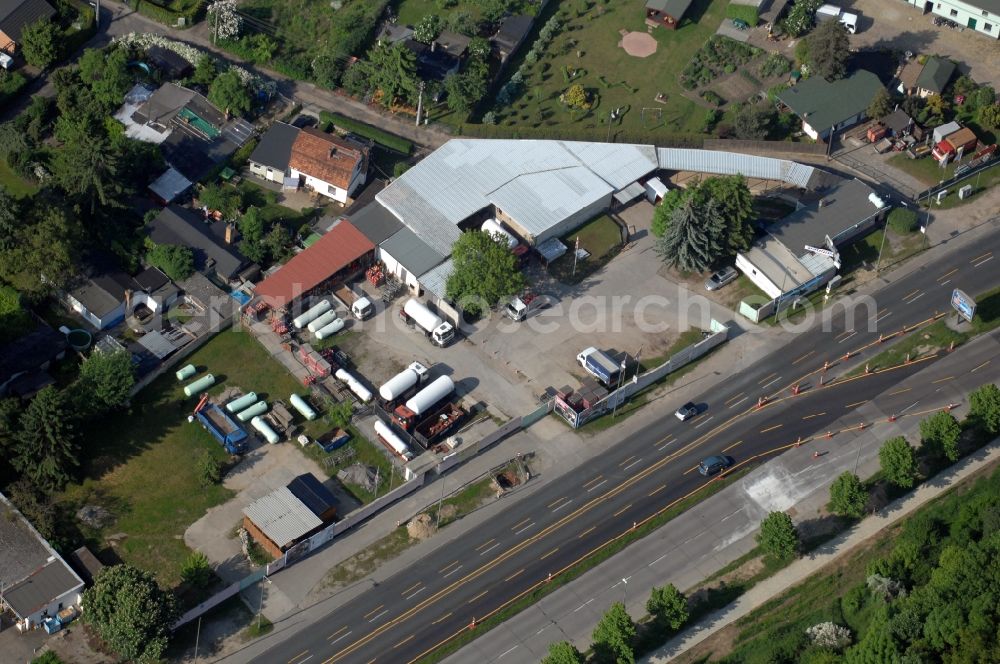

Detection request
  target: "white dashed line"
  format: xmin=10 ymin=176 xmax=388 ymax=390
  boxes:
xmin=694 ymin=415 xmax=715 ymax=428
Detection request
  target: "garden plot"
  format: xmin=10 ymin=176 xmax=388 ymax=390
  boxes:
xmin=682 ymin=38 xmax=793 ymax=111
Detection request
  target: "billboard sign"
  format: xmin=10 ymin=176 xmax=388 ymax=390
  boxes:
xmin=951 ymin=289 xmax=976 ymax=323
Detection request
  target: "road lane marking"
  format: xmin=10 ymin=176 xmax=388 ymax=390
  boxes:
xmin=648 ymin=484 xmax=667 ymax=497
xmin=552 ymin=499 xmax=573 ymax=513
xmin=612 ymin=503 xmax=632 ymax=517
xmin=573 ymin=598 xmax=595 ymax=612
xmin=835 ymin=329 xmax=855 ymax=340
xmin=971 ymin=360 xmax=991 ymax=373
xmin=905 ymin=292 xmax=925 ymax=305
xmin=393 ymin=635 xmax=415 ymax=649
xmin=649 ymin=553 xmax=668 ymax=566
xmin=539 ymin=547 xmax=560 ymax=561
xmin=439 ymin=561 xmax=460 ymax=574
xmin=578 ymin=526 xmax=597 ymax=538
xmin=328 ymin=631 xmax=352 ymax=646
xmin=467 ymin=590 xmax=489 ymax=605
xmin=939 ymin=268 xmax=958 ymax=281
xmin=587 ymin=479 xmax=608 ymax=492
xmin=498 ymin=645 xmax=519 ymax=658
xmin=932 ymin=376 xmax=954 ymax=384
xmin=802 ymin=412 xmax=826 ymax=420
xmin=511 ymin=518 xmax=531 ymax=531
xmin=402 ymin=582 xmax=422 ymax=595
xmin=504 ymin=569 xmax=524 ymax=582
xmin=430 ymin=612 xmax=452 ymax=625
xmin=973 ymin=256 xmax=994 ymax=268
xmin=970 ymin=252 xmax=992 ymax=264
xmin=328 ymin=627 xmax=348 ymax=640
xmin=845 ymin=400 xmax=868 ymax=408
xmin=513 ymin=521 xmax=534 ymax=535
xmin=621 ymin=457 xmax=642 ymax=471
xmin=695 ymin=416 xmax=715 ymax=429
xmin=289 ymin=652 xmax=311 ymax=664
xmin=619 ymin=456 xmax=637 ymax=468
xmin=728 ymin=396 xmax=748 ymax=409
xmin=723 ymin=440 xmax=743 ymax=452
xmin=683 ymin=465 xmax=698 ymax=475
xmin=475 ymin=539 xmax=496 ymax=552
xmin=875 ymin=310 xmax=892 ymax=323
xmin=442 ymin=565 xmax=463 ymax=578
xmin=479 ymin=542 xmax=500 ymax=556
xmin=758 ymin=372 xmax=777 ymax=384
xmin=760 ymin=376 xmax=782 ymax=390
xmin=888 ymin=388 xmax=911 ymax=396
xmin=548 ymin=497 xmax=569 ymax=509
xmin=403 ymin=586 xmax=425 ymax=600
xmin=901 ymin=400 xmax=920 ymax=414
xmin=363 ymin=605 xmax=384 ymax=620
xmin=838 ymin=331 xmax=857 ymax=344
xmin=940 ymin=280 xmax=951 ymax=286
xmin=368 ymin=610 xmax=388 ymax=623
xmin=760 ymin=424 xmax=783 ymax=433
xmin=792 ymin=350 xmax=815 ymax=365
xmin=725 ymin=392 xmax=745 ymax=405
xmin=583 ymin=475 xmax=604 ymax=490
xmin=901 ymin=289 xmax=919 ymax=300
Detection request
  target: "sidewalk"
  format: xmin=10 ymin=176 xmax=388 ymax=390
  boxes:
xmin=644 ymin=439 xmax=1000 ymax=663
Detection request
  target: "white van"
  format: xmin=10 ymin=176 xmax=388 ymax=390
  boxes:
xmin=839 ymin=12 xmax=858 ymax=34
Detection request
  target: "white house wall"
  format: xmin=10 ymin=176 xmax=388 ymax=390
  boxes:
xmin=289 ymin=168 xmax=349 ymax=204
xmin=249 ymin=161 xmax=285 ymax=184
xmin=735 ymin=252 xmax=783 ymax=300
xmin=377 ymin=247 xmax=421 ymax=290
xmin=21 ymin=589 xmax=82 ymax=630
xmin=529 ymin=191 xmax=614 ymax=246
xmin=904 ymin=0 xmax=999 ymax=38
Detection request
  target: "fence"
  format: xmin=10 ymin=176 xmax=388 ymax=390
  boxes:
xmin=914 ymin=156 xmax=999 ymax=201
xmin=556 ymin=323 xmax=730 ymax=429
xmin=702 ymin=139 xmax=828 ymax=156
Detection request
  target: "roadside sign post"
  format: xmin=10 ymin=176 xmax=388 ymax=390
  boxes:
xmin=950 ymin=289 xmax=976 ymax=324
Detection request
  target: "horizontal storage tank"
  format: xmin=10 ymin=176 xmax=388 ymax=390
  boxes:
xmin=481 ymin=218 xmax=518 ymax=249
xmin=380 ymin=367 xmax=418 ymax=402
xmin=405 ymin=376 xmax=454 ymax=416
xmin=176 ymin=364 xmax=197 ymax=381
xmin=335 ymin=368 xmax=373 ymax=403
xmin=403 ymin=299 xmax=443 ymax=334
xmin=251 ymin=416 xmax=280 ymax=444
xmin=374 ymin=420 xmax=412 ymax=460
xmin=293 ymin=299 xmax=332 ymax=329
xmin=315 ymin=318 xmax=345 ymax=340
xmin=226 ymin=392 xmax=258 ymax=413
xmin=183 ymin=374 xmax=215 ymax=397
xmin=307 ymin=310 xmax=339 ymax=333
xmin=236 ymin=400 xmax=268 ymax=422
xmin=289 ymin=394 xmax=316 ymax=420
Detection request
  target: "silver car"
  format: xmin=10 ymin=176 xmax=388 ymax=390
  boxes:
xmin=705 ymin=266 xmax=738 ymax=291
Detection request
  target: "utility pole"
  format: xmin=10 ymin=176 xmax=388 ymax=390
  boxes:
xmin=256 ymin=576 xmax=269 ymax=629
xmin=193 ymin=616 xmax=202 ymax=664
xmin=415 ymin=81 xmax=425 ymax=127
xmin=612 ymin=357 xmax=628 ymax=418
xmin=435 ymin=473 xmax=446 ymax=528
xmin=874 ymin=211 xmax=890 ymax=275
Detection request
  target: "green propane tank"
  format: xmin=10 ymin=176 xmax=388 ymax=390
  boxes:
xmin=183 ymin=374 xmax=215 ymax=397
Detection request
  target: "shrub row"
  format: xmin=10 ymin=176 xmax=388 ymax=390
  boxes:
xmin=457 ymin=122 xmax=703 ymax=147
xmin=318 ymin=111 xmax=413 ymax=154
xmin=134 ymin=0 xmax=204 ymax=27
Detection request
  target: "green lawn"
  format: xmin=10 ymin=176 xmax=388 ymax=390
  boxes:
xmin=548 ymin=213 xmax=623 ymax=283
xmin=300 ymin=424 xmax=396 ymax=504
xmin=887 ymin=153 xmax=1000 ymax=195
xmin=465 ymin=0 xmax=729 ymax=138
xmin=0 ymin=159 xmax=39 ymax=198
xmin=57 ymin=330 xmax=330 ymax=586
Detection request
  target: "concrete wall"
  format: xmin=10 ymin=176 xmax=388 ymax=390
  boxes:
xmin=533 ymin=193 xmax=615 ymax=246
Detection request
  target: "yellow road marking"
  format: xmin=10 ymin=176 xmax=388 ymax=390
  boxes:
xmin=845 ymin=400 xmax=868 ymax=408
xmin=328 ymin=626 xmax=348 ymax=640
xmin=683 ymin=465 xmax=698 ymax=475
xmin=760 ymin=424 xmax=783 ymax=433
xmin=758 ymin=372 xmax=778 ymax=384
xmin=467 ymin=590 xmax=489 ymax=605
xmin=539 ymin=547 xmax=559 ymax=561
xmin=578 ymin=526 xmax=597 ymax=538
xmin=888 ymin=388 xmax=911 ymax=396
xmin=438 ymin=561 xmax=459 ymax=574
xmin=802 ymin=412 xmax=826 ymax=420
xmin=583 ymin=475 xmax=604 ymax=489
xmin=475 ymin=539 xmax=496 ymax=552
xmin=725 ymin=392 xmax=745 ymax=405
xmin=932 ymin=376 xmax=954 ymax=384
xmin=402 ymin=582 xmax=422 ymax=595
xmin=363 ymin=605 xmax=384 ymax=620
xmin=504 ymin=569 xmax=524 ymax=582
xmin=901 ymin=289 xmax=919 ymax=300
xmin=835 ymin=329 xmax=854 ymax=340
xmin=723 ymin=440 xmax=743 ymax=452
xmin=971 ymin=360 xmax=991 ymax=373
xmin=970 ymin=252 xmax=992 ymax=263
xmin=393 ymin=635 xmax=415 ymax=649
xmin=511 ymin=518 xmax=531 ymax=531
xmin=938 ymin=267 xmax=958 ymax=280
xmin=612 ymin=503 xmax=632 ymax=517
xmin=648 ymin=484 xmax=667 ymax=497
xmin=619 ymin=456 xmax=637 ymax=467
xmin=792 ymin=350 xmax=815 ymax=365
xmin=654 ymin=435 xmax=674 ymax=447
xmin=548 ymin=497 xmax=568 ymax=509
xmin=430 ymin=612 xmax=452 ymax=625
xmin=289 ymin=651 xmax=311 ymax=664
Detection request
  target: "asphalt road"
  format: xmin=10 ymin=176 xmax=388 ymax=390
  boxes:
xmin=254 ymin=231 xmax=1000 ymax=664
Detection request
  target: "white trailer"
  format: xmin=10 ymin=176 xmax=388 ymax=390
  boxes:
xmin=402 ymin=299 xmax=454 ymax=346
xmin=379 ymin=362 xmax=430 ymax=402
xmin=293 ymin=300 xmax=332 ymax=329
xmin=374 ymin=420 xmax=413 ymax=460
xmin=405 ymin=375 xmax=454 ymax=417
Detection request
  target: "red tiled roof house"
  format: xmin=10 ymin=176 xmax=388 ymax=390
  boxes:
xmin=288 ymin=127 xmax=370 ymax=204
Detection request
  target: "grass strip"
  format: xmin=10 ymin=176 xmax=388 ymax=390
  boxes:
xmin=319 ymin=111 xmax=413 ymax=154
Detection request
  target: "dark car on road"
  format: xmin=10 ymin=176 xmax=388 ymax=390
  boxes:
xmin=675 ymin=402 xmax=698 ymax=421
xmin=698 ymin=455 xmax=735 ymax=476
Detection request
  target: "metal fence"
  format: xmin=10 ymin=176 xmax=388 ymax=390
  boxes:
xmin=702 ymin=139 xmax=827 ymax=156
xmin=914 ymin=156 xmax=999 ymax=201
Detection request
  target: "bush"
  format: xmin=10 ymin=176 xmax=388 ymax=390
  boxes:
xmin=829 ymin=472 xmax=868 ymax=518
xmin=700 ymin=89 xmax=725 ymax=107
xmin=887 ymin=208 xmax=918 ymax=234
xmin=196 ymin=449 xmax=222 ymax=487
xmin=726 ymin=3 xmax=759 ymax=26
xmin=147 ymin=243 xmax=194 ymax=281
xmin=180 ymin=551 xmax=213 ymax=588
xmin=759 ymin=53 xmax=792 ymax=78
xmin=318 ymin=111 xmax=412 ymax=154
xmin=757 ymin=511 xmax=799 ymax=561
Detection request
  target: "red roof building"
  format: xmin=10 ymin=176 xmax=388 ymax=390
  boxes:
xmin=254 ymin=219 xmax=374 ymax=308
xmin=288 ymin=128 xmax=369 ymax=204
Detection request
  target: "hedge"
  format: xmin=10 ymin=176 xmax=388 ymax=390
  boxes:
xmin=0 ymin=71 xmax=29 ymax=106
xmin=726 ymin=3 xmax=760 ymax=26
xmin=457 ymin=123 xmax=703 ymax=147
xmin=135 ymin=0 xmax=204 ymax=27
xmin=60 ymin=0 xmax=97 ymax=56
xmin=318 ymin=111 xmax=413 ymax=154
xmin=887 ymin=207 xmax=919 ymax=234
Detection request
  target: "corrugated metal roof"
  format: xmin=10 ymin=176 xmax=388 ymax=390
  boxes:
xmin=560 ymin=141 xmax=658 ymax=189
xmin=419 ymin=258 xmax=454 ymax=301
xmin=243 ymin=487 xmax=321 ymax=549
xmin=658 ymin=148 xmax=818 ymax=189
xmin=490 ymin=167 xmax=612 ymax=239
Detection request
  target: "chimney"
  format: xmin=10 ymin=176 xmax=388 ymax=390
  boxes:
xmin=225 ymin=223 xmax=234 ymax=244
xmin=431 ymin=40 xmax=437 ymax=52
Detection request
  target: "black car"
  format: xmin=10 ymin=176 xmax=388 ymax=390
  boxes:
xmin=675 ymin=402 xmax=699 ymax=421
xmin=698 ymin=455 xmax=735 ymax=476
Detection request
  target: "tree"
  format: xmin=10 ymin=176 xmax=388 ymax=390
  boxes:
xmin=542 ymin=641 xmax=583 ymax=664
xmin=446 ymin=230 xmax=526 ymax=317
xmin=829 ymin=472 xmax=868 ymax=518
xmin=757 ymin=511 xmax=799 ymax=560
xmin=367 ymin=42 xmax=419 ymax=108
xmin=887 ymin=208 xmax=918 ymax=234
xmin=650 ymin=189 xmax=686 ymax=237
xmin=647 ymin=584 xmax=688 ymax=631
xmin=312 ymin=50 xmax=345 ymax=89
xmin=413 ymin=14 xmax=443 ymax=43
xmin=0 ymin=202 xmax=82 ymax=294
xmin=191 ymin=55 xmax=219 ymax=88
xmin=239 ymin=206 xmax=267 ymax=264
xmin=655 ymin=196 xmax=724 ymax=273
xmin=867 ymin=87 xmax=893 ymax=120
xmin=563 ymin=83 xmax=591 ymax=109
xmin=196 ymin=449 xmax=223 ymax=487
xmin=879 ymin=437 xmax=918 ymax=489
xmin=807 ymin=19 xmax=850 ymax=80
xmin=5 ymin=478 xmax=60 ymax=545
xmin=246 ymin=34 xmax=277 ymax=64
xmin=208 ymin=70 xmax=252 ymax=118
xmin=198 ymin=182 xmax=242 ymax=219
xmin=444 ymin=59 xmax=489 ymax=114
xmin=83 ymin=564 xmax=177 ymax=663
xmin=696 ymin=175 xmax=755 ymax=253
xmin=592 ymin=602 xmax=635 ymax=664
xmin=180 ymin=551 xmax=213 ymax=588
xmin=919 ymin=411 xmax=961 ymax=462
xmin=147 ymin=243 xmax=194 ymax=281
xmin=980 ymin=103 xmax=1000 ymax=130
xmin=782 ymin=0 xmax=822 ymax=37
xmin=78 ymin=350 xmax=135 ymax=413
xmin=51 ymin=125 xmax=132 ymax=214
xmin=968 ymin=383 xmax=1000 ymax=435
xmin=20 ymin=18 xmax=60 ymax=69
xmin=733 ymin=103 xmax=773 ymax=139
xmin=925 ymin=93 xmax=948 ymax=124
xmin=207 ymin=0 xmax=243 ymax=42
xmin=12 ymin=387 xmax=80 ymax=491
